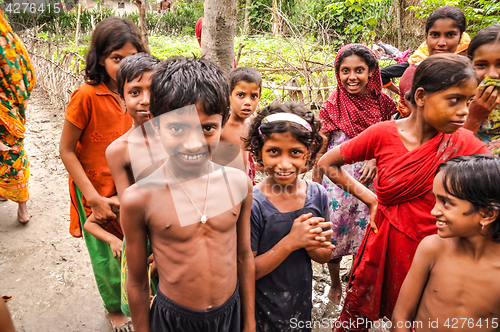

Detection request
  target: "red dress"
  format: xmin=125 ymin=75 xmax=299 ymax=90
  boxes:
xmin=336 ymin=121 xmax=490 ymax=328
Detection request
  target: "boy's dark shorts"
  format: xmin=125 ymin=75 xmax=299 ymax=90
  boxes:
xmin=150 ymin=282 xmax=240 ymax=332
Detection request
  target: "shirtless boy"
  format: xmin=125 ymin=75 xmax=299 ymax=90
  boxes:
xmin=83 ymin=53 xmax=160 ymax=256
xmin=392 ymin=154 xmax=500 ymax=331
xmin=218 ymin=67 xmax=261 ymax=177
xmin=121 ymin=57 xmax=255 ymax=332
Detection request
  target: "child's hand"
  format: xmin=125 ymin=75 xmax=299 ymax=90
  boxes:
xmin=0 ymin=141 xmax=11 ymax=152
xmin=359 ymin=159 xmax=377 ymax=185
xmin=88 ymin=196 xmax=120 ymax=224
xmin=288 ymin=213 xmax=332 ymax=251
xmin=304 ymin=217 xmax=334 ymax=250
xmin=469 ymin=85 xmax=500 ymax=121
xmin=367 ymin=198 xmax=379 ymax=234
xmin=109 ymin=237 xmax=123 ymax=259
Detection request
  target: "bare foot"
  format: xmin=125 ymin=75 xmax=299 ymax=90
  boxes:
xmin=17 ymin=202 xmax=31 ymax=224
xmin=327 ymin=259 xmax=343 ymax=305
xmin=328 ymin=283 xmax=342 ymax=305
xmin=106 ymin=311 xmax=131 ymax=331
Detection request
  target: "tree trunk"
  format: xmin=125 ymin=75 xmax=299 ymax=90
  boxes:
xmin=271 ymin=0 xmax=280 ymax=37
xmin=243 ymin=0 xmax=252 ymax=34
xmin=201 ymin=0 xmax=238 ymax=73
xmin=134 ymin=0 xmax=149 ymax=46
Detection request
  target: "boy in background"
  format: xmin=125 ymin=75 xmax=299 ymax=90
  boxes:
xmin=121 ymin=57 xmax=255 ymax=332
xmin=220 ymin=67 xmax=262 ymax=182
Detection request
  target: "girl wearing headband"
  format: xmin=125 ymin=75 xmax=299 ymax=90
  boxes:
xmin=315 ymin=43 xmax=397 ymax=305
xmin=244 ymin=102 xmax=334 ymax=332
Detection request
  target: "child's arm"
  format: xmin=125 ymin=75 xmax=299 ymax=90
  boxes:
xmin=84 ymin=214 xmax=123 ymax=258
xmin=392 ymin=235 xmax=438 ymax=331
xmin=318 ymin=146 xmax=378 ymax=233
xmin=106 ymin=139 xmax=134 ymax=200
xmin=463 ymin=85 xmax=500 ymax=135
xmin=254 ymin=213 xmax=333 ymax=280
xmin=59 ymin=120 xmax=119 ymax=222
xmin=237 ymin=179 xmax=256 ymax=332
xmin=306 ymin=232 xmax=333 ymax=264
xmin=120 ymin=187 xmax=150 ymax=332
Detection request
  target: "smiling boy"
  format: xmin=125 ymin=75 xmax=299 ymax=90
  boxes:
xmin=121 ymin=57 xmax=255 ymax=332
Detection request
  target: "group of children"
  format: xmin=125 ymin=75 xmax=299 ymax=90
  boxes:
xmin=57 ymin=6 xmax=500 ymax=332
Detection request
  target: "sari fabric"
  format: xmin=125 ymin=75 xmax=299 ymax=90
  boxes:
xmin=336 ymin=121 xmax=489 ymax=325
xmin=0 ymin=10 xmax=35 ymax=202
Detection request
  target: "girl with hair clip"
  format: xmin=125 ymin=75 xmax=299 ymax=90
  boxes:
xmin=244 ymin=102 xmax=334 ymax=332
xmin=59 ymin=17 xmax=147 ymax=331
xmin=463 ymin=24 xmax=500 ymax=155
xmin=314 ymin=43 xmax=397 ymax=305
xmin=318 ymin=54 xmax=490 ymax=330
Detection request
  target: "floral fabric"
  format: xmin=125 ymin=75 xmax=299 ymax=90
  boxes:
xmin=0 ymin=10 xmax=35 ymax=202
xmin=321 ymin=130 xmax=373 ymax=259
xmin=477 ymin=106 xmax=500 ymax=155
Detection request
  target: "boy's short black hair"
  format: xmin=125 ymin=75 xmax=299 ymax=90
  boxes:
xmin=243 ymin=102 xmax=323 ymax=166
xmin=437 ymin=154 xmax=500 ymax=242
xmin=229 ymin=67 xmax=262 ymax=94
xmin=150 ymin=57 xmax=230 ymax=124
xmin=116 ymin=53 xmax=160 ymax=98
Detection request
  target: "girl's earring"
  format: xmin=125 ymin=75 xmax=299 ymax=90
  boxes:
xmin=482 ymin=223 xmax=485 ymax=231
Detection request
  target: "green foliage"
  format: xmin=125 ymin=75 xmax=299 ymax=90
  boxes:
xmin=243 ymin=0 xmax=299 ymax=33
xmin=409 ymin=0 xmax=500 ymax=35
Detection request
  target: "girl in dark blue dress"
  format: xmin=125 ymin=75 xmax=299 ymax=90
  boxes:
xmin=244 ymin=102 xmax=334 ymax=332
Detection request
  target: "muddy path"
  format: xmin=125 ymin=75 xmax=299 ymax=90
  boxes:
xmin=0 ymin=86 xmax=359 ymax=332
xmin=0 ymin=87 xmax=113 ymax=332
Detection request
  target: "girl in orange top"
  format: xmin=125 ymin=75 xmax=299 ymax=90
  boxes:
xmin=59 ymin=17 xmax=147 ymax=331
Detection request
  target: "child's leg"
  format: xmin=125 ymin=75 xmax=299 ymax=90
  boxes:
xmin=328 ymin=257 xmax=342 ymax=305
xmin=74 ymin=185 xmax=123 ymax=313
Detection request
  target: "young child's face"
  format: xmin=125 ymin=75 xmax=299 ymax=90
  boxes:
xmin=123 ymin=71 xmax=153 ymax=125
xmin=472 ymin=42 xmax=500 ymax=82
xmin=422 ymin=80 xmax=476 ymax=134
xmin=431 ymin=172 xmax=482 ymax=238
xmin=261 ymin=132 xmax=309 ymax=186
xmin=101 ymin=42 xmax=138 ymax=83
xmin=230 ymin=81 xmax=261 ymax=120
xmin=338 ymin=54 xmax=373 ymax=95
xmin=426 ymin=18 xmax=461 ymax=56
xmin=158 ymin=104 xmax=223 ymax=173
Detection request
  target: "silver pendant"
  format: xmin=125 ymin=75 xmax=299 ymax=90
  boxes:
xmin=201 ymin=215 xmax=207 ymax=223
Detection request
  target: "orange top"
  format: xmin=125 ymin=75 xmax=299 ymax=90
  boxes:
xmin=65 ymin=82 xmax=133 ymax=237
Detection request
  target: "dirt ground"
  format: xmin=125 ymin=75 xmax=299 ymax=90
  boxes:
xmin=0 ymin=87 xmax=359 ymax=332
xmin=0 ymin=88 xmax=113 ymax=332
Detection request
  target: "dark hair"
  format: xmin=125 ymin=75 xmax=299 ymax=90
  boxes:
xmin=468 ymin=24 xmax=500 ymax=59
xmin=436 ymin=154 xmax=500 ymax=242
xmin=150 ymin=57 xmax=230 ymax=123
xmin=425 ymin=6 xmax=466 ymax=36
xmin=243 ymin=102 xmax=323 ymax=166
xmin=229 ymin=67 xmax=263 ymax=93
xmin=335 ymin=45 xmax=378 ymax=73
xmin=116 ymin=53 xmax=160 ymax=97
xmin=409 ymin=53 xmax=476 ymax=105
xmin=85 ymin=17 xmax=148 ymax=85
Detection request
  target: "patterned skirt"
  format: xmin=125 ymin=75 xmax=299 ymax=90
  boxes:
xmin=0 ymin=123 xmax=29 ymax=202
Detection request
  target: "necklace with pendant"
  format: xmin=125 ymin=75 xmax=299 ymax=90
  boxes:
xmin=166 ymin=162 xmax=210 ymax=224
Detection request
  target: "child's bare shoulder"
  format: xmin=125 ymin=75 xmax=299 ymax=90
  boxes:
xmin=418 ymin=234 xmax=449 ymax=257
xmin=213 ymin=165 xmax=252 ymax=202
xmin=106 ymin=131 xmax=131 ymax=160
